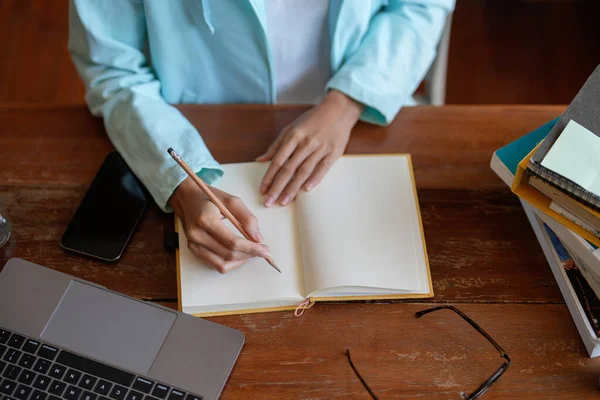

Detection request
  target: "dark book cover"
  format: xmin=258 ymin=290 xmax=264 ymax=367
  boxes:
xmin=530 ymin=65 xmax=600 ymax=165
xmin=528 ymin=66 xmax=600 ymax=208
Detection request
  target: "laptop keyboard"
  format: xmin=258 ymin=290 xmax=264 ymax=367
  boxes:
xmin=0 ymin=329 xmax=203 ymax=400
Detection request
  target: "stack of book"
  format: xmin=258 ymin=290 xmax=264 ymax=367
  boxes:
xmin=491 ymin=67 xmax=600 ymax=357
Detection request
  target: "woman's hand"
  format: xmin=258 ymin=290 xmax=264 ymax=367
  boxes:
xmin=256 ymin=90 xmax=363 ymax=206
xmin=169 ymin=177 xmax=269 ymax=273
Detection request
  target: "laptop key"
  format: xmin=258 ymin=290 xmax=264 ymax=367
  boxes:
xmin=17 ymin=370 xmax=36 ymax=385
xmin=33 ymin=359 xmax=50 ymax=374
xmin=0 ymin=345 xmax=7 ymax=358
xmin=31 ymin=389 xmax=48 ymax=400
xmin=50 ymin=396 xmax=62 ymax=400
xmin=0 ymin=330 xmax=11 ymax=341
xmin=64 ymin=370 xmax=81 ymax=385
xmin=108 ymin=385 xmax=126 ymax=400
xmin=125 ymin=391 xmax=143 ymax=400
xmin=0 ymin=379 xmax=17 ymax=395
xmin=33 ymin=374 xmax=51 ymax=391
xmin=3 ymin=350 xmax=21 ymax=364
xmin=64 ymin=386 xmax=82 ymax=400
xmin=131 ymin=378 xmax=153 ymax=395
xmin=13 ymin=384 xmax=31 ymax=400
xmin=49 ymin=380 xmax=67 ymax=396
xmin=81 ymin=392 xmax=97 ymax=400
xmin=79 ymin=376 xmax=96 ymax=391
xmin=18 ymin=354 xmax=36 ymax=369
xmin=184 ymin=395 xmax=202 ymax=400
xmin=150 ymin=385 xmax=168 ymax=400
xmin=22 ymin=341 xmax=40 ymax=355
xmin=144 ymin=397 xmax=160 ymax=400
xmin=49 ymin=365 xmax=66 ymax=380
xmin=3 ymin=365 xmax=21 ymax=380
xmin=93 ymin=381 xmax=111 ymax=396
xmin=37 ymin=346 xmax=58 ymax=361
xmin=0 ymin=361 xmax=6 ymax=375
xmin=166 ymin=390 xmax=185 ymax=400
xmin=57 ymin=352 xmax=134 ymax=388
xmin=7 ymin=336 xmax=25 ymax=350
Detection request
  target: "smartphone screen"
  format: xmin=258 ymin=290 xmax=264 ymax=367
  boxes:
xmin=61 ymin=152 xmax=149 ymax=262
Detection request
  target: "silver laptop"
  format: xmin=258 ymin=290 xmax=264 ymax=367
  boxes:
xmin=0 ymin=259 xmax=244 ymax=400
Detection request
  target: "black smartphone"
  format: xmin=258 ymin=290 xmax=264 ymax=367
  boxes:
xmin=61 ymin=151 xmax=149 ymax=262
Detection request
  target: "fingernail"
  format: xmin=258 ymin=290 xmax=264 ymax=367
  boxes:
xmin=305 ymin=182 xmax=314 ymax=191
xmin=280 ymin=195 xmax=291 ymax=206
xmin=259 ymin=249 xmax=270 ymax=258
xmin=264 ymin=196 xmax=275 ymax=207
xmin=251 ymin=230 xmax=264 ymax=242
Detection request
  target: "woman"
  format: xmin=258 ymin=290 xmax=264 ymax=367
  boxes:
xmin=69 ymin=0 xmax=454 ymax=273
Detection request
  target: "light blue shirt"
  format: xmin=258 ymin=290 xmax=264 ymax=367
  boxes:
xmin=69 ymin=0 xmax=455 ymax=211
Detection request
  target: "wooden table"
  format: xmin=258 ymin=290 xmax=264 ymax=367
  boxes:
xmin=2 ymin=104 xmax=599 ymax=399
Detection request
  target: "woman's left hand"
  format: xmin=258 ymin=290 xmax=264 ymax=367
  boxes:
xmin=256 ymin=90 xmax=363 ymax=206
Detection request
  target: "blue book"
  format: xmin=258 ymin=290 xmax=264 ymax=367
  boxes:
xmin=495 ymin=118 xmax=558 ymax=176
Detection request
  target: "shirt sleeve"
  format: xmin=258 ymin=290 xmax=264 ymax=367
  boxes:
xmin=326 ymin=0 xmax=456 ymax=126
xmin=68 ymin=0 xmax=223 ymax=212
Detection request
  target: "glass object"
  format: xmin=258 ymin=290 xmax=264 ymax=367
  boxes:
xmin=346 ymin=305 xmax=510 ymax=400
xmin=415 ymin=306 xmax=510 ymax=399
xmin=0 ymin=206 xmax=11 ymax=248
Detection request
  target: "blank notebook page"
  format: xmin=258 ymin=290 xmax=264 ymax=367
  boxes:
xmin=178 ymin=163 xmax=305 ymax=311
xmin=296 ymin=155 xmax=429 ymax=296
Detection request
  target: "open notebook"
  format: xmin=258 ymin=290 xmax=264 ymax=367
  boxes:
xmin=176 ymin=155 xmax=433 ymax=317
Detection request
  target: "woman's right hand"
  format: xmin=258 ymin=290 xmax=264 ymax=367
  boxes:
xmin=169 ymin=176 xmax=269 ymax=273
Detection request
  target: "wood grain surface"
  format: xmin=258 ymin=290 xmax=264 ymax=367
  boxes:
xmin=2 ymin=104 xmax=600 ymax=399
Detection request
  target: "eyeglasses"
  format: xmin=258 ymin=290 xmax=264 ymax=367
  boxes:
xmin=346 ymin=305 xmax=510 ymax=400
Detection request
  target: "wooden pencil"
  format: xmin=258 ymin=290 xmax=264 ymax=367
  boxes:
xmin=167 ymin=148 xmax=281 ymax=273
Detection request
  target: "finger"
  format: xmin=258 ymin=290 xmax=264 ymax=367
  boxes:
xmin=204 ymin=218 xmax=270 ymax=258
xmin=266 ymin=143 xmax=322 ymax=206
xmin=278 ymin=149 xmax=327 ymax=204
xmin=304 ymin=154 xmax=337 ymax=192
xmin=188 ymin=242 xmax=245 ymax=274
xmin=256 ymin=127 xmax=289 ymax=162
xmin=224 ymin=196 xmax=263 ymax=242
xmin=191 ymin=229 xmax=255 ymax=262
xmin=260 ymin=135 xmax=299 ymax=198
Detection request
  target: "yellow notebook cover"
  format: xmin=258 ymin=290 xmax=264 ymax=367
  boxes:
xmin=175 ymin=155 xmax=434 ymax=317
xmin=512 ymin=144 xmax=600 ymax=247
